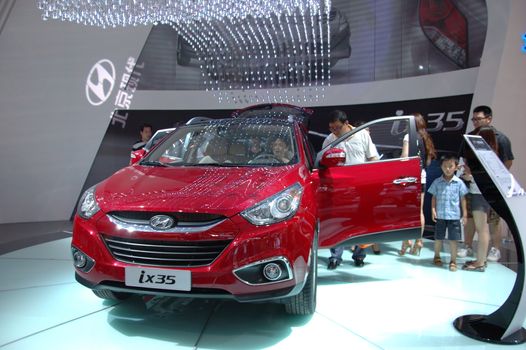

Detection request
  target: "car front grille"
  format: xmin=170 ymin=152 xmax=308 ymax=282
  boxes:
xmin=102 ymin=235 xmax=232 ymax=267
xmin=106 ymin=211 xmax=226 ymax=233
xmin=109 ymin=211 xmax=225 ymax=224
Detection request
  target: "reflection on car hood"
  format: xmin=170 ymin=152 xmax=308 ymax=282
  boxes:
xmin=96 ymin=165 xmax=301 ymax=217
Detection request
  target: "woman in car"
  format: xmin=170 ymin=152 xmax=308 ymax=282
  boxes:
xmin=270 ymin=136 xmax=293 ymax=163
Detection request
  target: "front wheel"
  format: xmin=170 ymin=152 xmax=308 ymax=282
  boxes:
xmin=285 ymin=234 xmax=318 ymax=315
xmin=92 ymin=289 xmax=131 ymax=301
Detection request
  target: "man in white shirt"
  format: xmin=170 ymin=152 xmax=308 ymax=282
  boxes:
xmin=323 ymin=110 xmax=379 ymax=269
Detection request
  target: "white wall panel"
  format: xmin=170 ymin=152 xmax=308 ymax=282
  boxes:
xmin=0 ymin=1 xmax=149 ymax=223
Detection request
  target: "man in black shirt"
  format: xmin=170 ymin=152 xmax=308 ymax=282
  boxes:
xmin=132 ymin=123 xmax=153 ymax=151
xmin=469 ymin=105 xmax=514 ymax=262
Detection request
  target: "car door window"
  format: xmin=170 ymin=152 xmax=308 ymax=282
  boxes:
xmin=366 ymin=119 xmax=411 ymax=161
xmin=299 ymin=126 xmax=315 ymax=170
xmin=323 ymin=118 xmax=416 ymax=165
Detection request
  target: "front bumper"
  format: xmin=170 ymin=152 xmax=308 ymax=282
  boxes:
xmin=72 ymin=212 xmax=314 ymax=302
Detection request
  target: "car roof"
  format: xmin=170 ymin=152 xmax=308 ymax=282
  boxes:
xmin=232 ymin=103 xmax=312 ymax=125
xmin=183 ymin=116 xmax=296 ymax=128
xmin=231 ymin=103 xmax=314 ymax=118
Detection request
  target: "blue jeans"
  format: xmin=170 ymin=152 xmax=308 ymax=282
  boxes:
xmin=330 ymin=245 xmax=366 ymax=262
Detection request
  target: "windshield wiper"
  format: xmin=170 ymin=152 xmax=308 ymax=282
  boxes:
xmin=139 ymin=160 xmax=169 ymax=167
xmin=200 ymin=163 xmax=241 ymax=167
xmin=183 ymin=162 xmax=241 ymax=167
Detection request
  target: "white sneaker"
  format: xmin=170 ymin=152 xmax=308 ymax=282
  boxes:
xmin=457 ymin=247 xmax=473 ymax=258
xmin=466 ymin=247 xmax=474 ymax=257
xmin=487 ymin=247 xmax=501 ymax=262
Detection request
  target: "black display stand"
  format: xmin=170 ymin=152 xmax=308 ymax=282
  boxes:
xmin=453 ymin=135 xmax=526 ymax=344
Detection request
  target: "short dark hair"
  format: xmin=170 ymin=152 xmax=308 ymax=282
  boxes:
xmin=473 ymin=105 xmax=492 ymax=118
xmin=440 ymin=154 xmax=459 ymax=165
xmin=140 ymin=123 xmax=153 ymax=132
xmin=328 ymin=110 xmax=348 ymax=124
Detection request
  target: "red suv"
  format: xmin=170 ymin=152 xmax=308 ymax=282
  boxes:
xmin=72 ymin=105 xmax=421 ymax=315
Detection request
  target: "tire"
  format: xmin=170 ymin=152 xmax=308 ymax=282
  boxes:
xmin=92 ymin=289 xmax=131 ymax=301
xmin=285 ymin=234 xmax=318 ymax=315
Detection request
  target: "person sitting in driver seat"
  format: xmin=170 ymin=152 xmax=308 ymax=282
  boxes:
xmin=248 ymin=137 xmax=263 ymax=158
xmin=199 ymin=137 xmax=229 ymax=164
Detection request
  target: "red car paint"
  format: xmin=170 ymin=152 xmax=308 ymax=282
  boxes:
xmin=72 ymin=110 xmax=421 ymax=314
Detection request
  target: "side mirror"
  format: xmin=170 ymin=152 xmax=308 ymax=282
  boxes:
xmin=130 ymin=149 xmax=146 ymax=165
xmin=320 ymin=148 xmax=346 ymax=168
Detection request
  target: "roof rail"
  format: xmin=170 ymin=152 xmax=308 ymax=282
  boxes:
xmin=186 ymin=116 xmax=213 ymax=125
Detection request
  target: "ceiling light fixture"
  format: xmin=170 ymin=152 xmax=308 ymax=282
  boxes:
xmin=37 ymin=0 xmax=332 ymax=104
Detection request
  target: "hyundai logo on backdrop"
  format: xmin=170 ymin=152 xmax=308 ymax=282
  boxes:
xmin=86 ymin=59 xmax=116 ymax=106
xmin=149 ymin=215 xmax=175 ymax=230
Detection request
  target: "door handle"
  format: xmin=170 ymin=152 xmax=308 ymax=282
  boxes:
xmin=393 ymin=177 xmax=418 ymax=185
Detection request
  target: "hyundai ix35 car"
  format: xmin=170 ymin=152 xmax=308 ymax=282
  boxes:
xmin=73 ymin=105 xmax=422 ymax=315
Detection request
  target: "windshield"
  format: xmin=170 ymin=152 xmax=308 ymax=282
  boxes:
xmin=144 ymin=128 xmax=175 ymax=151
xmin=142 ymin=120 xmax=298 ymax=167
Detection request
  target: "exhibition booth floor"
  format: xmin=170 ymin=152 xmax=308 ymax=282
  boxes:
xmin=0 ymin=228 xmax=523 ymax=349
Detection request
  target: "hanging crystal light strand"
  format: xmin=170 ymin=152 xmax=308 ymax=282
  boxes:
xmin=37 ymin=0 xmax=331 ymax=103
xmin=324 ymin=0 xmax=332 ymax=87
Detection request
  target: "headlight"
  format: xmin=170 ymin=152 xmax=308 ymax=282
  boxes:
xmin=241 ymin=183 xmax=303 ymax=226
xmin=77 ymin=186 xmax=100 ymax=219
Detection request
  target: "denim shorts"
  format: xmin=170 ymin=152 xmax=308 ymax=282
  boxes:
xmin=471 ymin=194 xmax=490 ymax=213
xmin=434 ymin=219 xmax=462 ymax=241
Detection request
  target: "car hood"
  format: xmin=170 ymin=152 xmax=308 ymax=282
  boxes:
xmin=96 ymin=165 xmax=302 ymax=217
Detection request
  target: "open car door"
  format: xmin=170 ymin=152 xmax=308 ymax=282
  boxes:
xmin=316 ymin=116 xmax=422 ymax=248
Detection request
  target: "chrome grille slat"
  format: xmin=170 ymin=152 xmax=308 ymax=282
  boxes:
xmin=113 ymin=252 xmax=212 ymax=262
xmin=111 ymin=216 xmax=219 ymax=227
xmin=107 ymin=244 xmax=221 ymax=256
xmin=107 ymin=214 xmax=225 ymax=233
xmin=109 ymin=211 xmax=225 ymax=225
xmin=102 ymin=235 xmax=231 ymax=267
xmin=105 ymin=238 xmax=226 ymax=250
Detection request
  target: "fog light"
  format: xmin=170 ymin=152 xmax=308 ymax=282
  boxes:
xmin=233 ymin=257 xmax=292 ymax=285
xmin=71 ymin=246 xmax=95 ymax=272
xmin=263 ymin=262 xmax=282 ymax=281
xmin=73 ymin=250 xmax=87 ymax=268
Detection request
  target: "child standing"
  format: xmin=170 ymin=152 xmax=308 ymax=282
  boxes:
xmin=427 ymin=155 xmax=468 ymax=271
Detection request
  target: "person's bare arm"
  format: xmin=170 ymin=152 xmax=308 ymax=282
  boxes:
xmin=460 ymin=163 xmax=473 ymax=182
xmin=461 ymin=196 xmax=468 ymax=226
xmin=401 ymin=140 xmax=409 ymax=158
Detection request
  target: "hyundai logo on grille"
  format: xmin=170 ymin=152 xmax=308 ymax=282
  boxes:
xmin=149 ymin=215 xmax=174 ymax=230
xmin=86 ymin=59 xmax=115 ymax=106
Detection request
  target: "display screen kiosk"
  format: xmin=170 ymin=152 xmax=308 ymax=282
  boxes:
xmin=454 ymin=135 xmax=526 ymax=344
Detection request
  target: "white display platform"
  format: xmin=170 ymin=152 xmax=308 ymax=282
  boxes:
xmin=0 ymin=237 xmax=523 ymax=349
